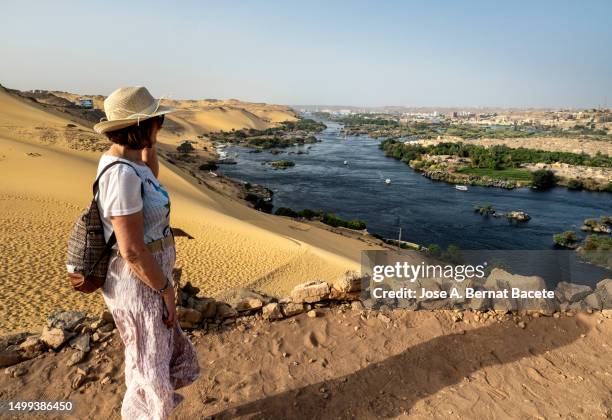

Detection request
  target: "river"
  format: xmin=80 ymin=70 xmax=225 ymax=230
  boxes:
xmin=218 ymin=122 xmax=612 ymax=286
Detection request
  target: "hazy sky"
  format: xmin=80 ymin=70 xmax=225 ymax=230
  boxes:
xmin=2 ymin=0 xmax=611 ymax=108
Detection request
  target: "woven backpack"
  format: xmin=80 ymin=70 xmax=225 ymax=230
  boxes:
xmin=66 ymin=161 xmax=142 ymax=293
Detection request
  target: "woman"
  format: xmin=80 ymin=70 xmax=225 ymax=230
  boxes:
xmin=93 ymin=86 xmax=200 ymax=419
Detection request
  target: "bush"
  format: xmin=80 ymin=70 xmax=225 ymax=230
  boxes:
xmin=553 ymin=231 xmax=578 ymax=248
xmin=176 ymin=141 xmax=195 ymax=154
xmin=274 ymin=207 xmax=298 ymax=217
xmin=427 ymin=244 xmax=442 ymax=257
xmin=297 ymin=208 xmax=321 ymax=219
xmin=567 ymin=179 xmax=584 ymax=190
xmin=198 ymin=162 xmax=218 ymax=171
xmin=531 ymin=170 xmax=556 ymax=190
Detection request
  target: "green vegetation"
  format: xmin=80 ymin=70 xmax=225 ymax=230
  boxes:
xmin=244 ymin=193 xmax=273 ymax=213
xmin=531 ymin=169 xmax=557 ymax=190
xmin=280 ymin=118 xmax=327 ymax=132
xmin=339 ymin=115 xmax=399 ymax=127
xmin=379 ymin=139 xmax=610 ymax=191
xmin=578 ymin=235 xmax=612 ymax=269
xmin=176 ymin=141 xmax=195 ymax=154
xmin=473 ymin=204 xmax=495 ymax=215
xmin=553 ymin=231 xmax=579 ymax=249
xmin=380 ymin=140 xmax=612 ymax=169
xmin=274 ymin=207 xmax=366 ymax=231
xmin=459 ymin=167 xmax=532 ymax=181
xmin=426 ymin=243 xmax=463 ymax=264
xmin=269 ymin=160 xmax=295 ymax=169
xmin=567 ymin=179 xmax=584 ymax=190
xmin=210 ymin=118 xmax=326 ymax=150
xmin=198 ymin=162 xmax=218 ymax=171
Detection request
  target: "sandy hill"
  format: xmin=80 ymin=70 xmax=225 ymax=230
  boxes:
xmin=49 ymin=90 xmax=298 ymax=140
xmin=0 ymin=86 xmax=371 ymax=334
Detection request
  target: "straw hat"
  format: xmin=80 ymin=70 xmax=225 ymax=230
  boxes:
xmin=93 ymin=86 xmax=174 ymax=134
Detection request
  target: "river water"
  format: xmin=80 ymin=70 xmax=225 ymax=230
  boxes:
xmin=219 ymin=122 xmax=612 ymax=286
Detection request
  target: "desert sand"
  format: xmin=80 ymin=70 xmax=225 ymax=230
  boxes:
xmin=0 ymin=86 xmax=373 ymax=334
xmin=1 ymin=308 xmax=610 ymax=419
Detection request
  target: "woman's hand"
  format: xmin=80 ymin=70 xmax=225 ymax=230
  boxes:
xmin=162 ymin=287 xmax=177 ymax=328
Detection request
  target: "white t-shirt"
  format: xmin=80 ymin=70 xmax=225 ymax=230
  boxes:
xmin=95 ymin=154 xmax=171 ymax=246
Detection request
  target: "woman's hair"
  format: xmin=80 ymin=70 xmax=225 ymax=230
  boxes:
xmin=104 ymin=115 xmax=164 ymax=150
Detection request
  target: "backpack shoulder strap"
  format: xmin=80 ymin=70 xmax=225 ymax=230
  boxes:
xmin=93 ymin=160 xmax=144 ymax=197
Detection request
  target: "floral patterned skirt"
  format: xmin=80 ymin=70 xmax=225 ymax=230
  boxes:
xmin=103 ymin=246 xmax=200 ymax=420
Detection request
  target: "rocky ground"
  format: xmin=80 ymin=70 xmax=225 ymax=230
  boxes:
xmin=1 ymin=272 xmax=612 ymax=419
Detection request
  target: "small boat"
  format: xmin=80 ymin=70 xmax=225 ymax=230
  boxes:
xmin=208 ymin=171 xmax=218 ymax=177
xmin=343 ymin=160 xmax=348 ymax=165
xmin=455 ymin=185 xmax=468 ymax=191
xmin=385 ymin=178 xmax=391 ymax=185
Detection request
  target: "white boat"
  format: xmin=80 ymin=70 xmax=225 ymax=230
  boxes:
xmin=385 ymin=178 xmax=391 ymax=185
xmin=455 ymin=185 xmax=468 ymax=191
xmin=343 ymin=160 xmax=348 ymax=165
xmin=208 ymin=171 xmax=218 ymax=177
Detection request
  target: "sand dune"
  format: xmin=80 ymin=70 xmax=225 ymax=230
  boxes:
xmin=0 ymin=86 xmax=371 ymax=334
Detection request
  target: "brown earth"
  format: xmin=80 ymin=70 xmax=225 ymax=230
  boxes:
xmin=1 ymin=309 xmax=610 ymax=419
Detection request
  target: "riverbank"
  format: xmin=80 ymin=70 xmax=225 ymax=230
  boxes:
xmin=380 ymin=139 xmax=612 ymax=192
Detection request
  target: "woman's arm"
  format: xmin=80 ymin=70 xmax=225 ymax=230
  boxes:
xmin=142 ymin=146 xmax=159 ymax=178
xmin=110 ymin=211 xmax=176 ymax=327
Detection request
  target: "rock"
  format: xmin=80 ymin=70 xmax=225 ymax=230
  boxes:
xmin=328 ymin=287 xmax=361 ymax=301
xmin=19 ymin=336 xmax=45 ymax=359
xmin=192 ymin=298 xmax=217 ymax=319
xmin=506 ymin=211 xmax=531 ymax=222
xmin=583 ymin=293 xmax=602 ymax=310
xmin=0 ymin=349 xmax=22 ymax=368
xmin=100 ymin=310 xmax=114 ymax=324
xmin=595 ymin=279 xmax=612 ymax=309
xmin=66 ymin=350 xmax=85 ymax=367
xmin=351 ymin=301 xmax=365 ymax=311
xmin=416 ymin=278 xmax=442 ymax=301
xmin=555 ymin=282 xmax=592 ymax=303
xmin=69 ymin=334 xmax=91 ymax=353
xmin=181 ymin=282 xmax=200 ymax=297
xmin=47 ymin=311 xmax=87 ymax=331
xmin=177 ymin=307 xmax=203 ymax=325
xmin=291 ymin=281 xmax=330 ymax=303
xmin=97 ymin=323 xmax=114 ymax=334
xmin=71 ymin=373 xmax=86 ymax=390
xmin=307 ymin=310 xmax=318 ymax=318
xmin=5 ymin=365 xmax=27 ymax=378
xmin=100 ymin=375 xmax=111 ymax=385
xmin=333 ymin=271 xmax=364 ymax=293
xmin=224 ymin=288 xmax=270 ymax=309
xmin=378 ymin=313 xmax=392 ymax=324
xmin=40 ymin=327 xmax=72 ymax=350
xmin=90 ymin=319 xmax=106 ymax=330
xmin=517 ymin=321 xmax=526 ymax=329
xmin=0 ymin=332 xmax=32 ymax=351
xmin=235 ymin=297 xmax=264 ymax=312
xmin=281 ymin=302 xmax=305 ymax=317
xmin=262 ymin=303 xmax=284 ymax=321
xmin=215 ymin=303 xmax=237 ymax=320
xmin=485 ymin=268 xmax=554 ymax=311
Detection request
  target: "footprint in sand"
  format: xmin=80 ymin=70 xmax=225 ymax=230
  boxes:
xmin=26 ymin=152 xmax=42 ymax=157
